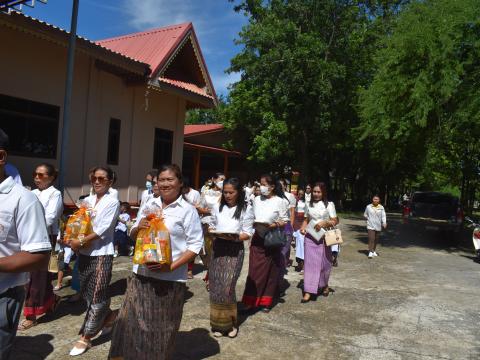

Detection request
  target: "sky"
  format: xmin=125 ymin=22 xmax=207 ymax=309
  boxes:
xmin=22 ymin=0 xmax=248 ymax=96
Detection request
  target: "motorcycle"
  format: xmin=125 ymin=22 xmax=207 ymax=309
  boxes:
xmin=465 ymin=217 xmax=480 ymax=261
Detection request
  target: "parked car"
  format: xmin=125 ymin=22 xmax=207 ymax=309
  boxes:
xmin=404 ymin=191 xmax=463 ymax=239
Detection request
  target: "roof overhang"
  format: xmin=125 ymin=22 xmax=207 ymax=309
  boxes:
xmin=184 ymin=142 xmax=242 ymax=157
xmin=149 ymin=81 xmax=216 ymax=109
xmin=0 ymin=11 xmax=150 ymax=80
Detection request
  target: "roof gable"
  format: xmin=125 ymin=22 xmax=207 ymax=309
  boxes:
xmin=97 ymin=23 xmax=217 ymax=105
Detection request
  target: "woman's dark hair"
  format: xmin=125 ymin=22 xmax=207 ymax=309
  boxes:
xmin=213 ymin=172 xmax=225 ymax=181
xmin=310 ymin=182 xmax=329 ymax=207
xmin=36 ymin=163 xmax=58 ymax=182
xmin=219 ymin=177 xmax=246 ymax=220
xmin=158 ymin=164 xmax=185 ymax=199
xmin=260 ymin=174 xmax=287 ymax=200
xmin=297 ymin=189 xmax=306 ymax=202
xmin=147 ymin=170 xmax=158 ymax=179
xmin=90 ymin=166 xmax=114 ymax=181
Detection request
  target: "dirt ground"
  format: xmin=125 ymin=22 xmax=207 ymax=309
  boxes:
xmin=12 ymin=214 xmax=480 ymax=359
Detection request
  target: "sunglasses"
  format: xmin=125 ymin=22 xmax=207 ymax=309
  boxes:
xmin=90 ymin=176 xmax=110 ymax=184
xmin=33 ymin=172 xmax=49 ymax=179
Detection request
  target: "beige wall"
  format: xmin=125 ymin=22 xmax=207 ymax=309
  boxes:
xmin=0 ymin=25 xmax=187 ymax=204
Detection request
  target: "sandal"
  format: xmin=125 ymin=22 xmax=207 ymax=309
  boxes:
xmin=53 ymin=284 xmax=64 ymax=291
xmin=322 ymin=287 xmax=331 ymax=297
xmin=228 ymin=328 xmax=238 ymax=338
xmin=18 ymin=319 xmax=37 ymax=331
xmin=69 ymin=339 xmax=92 ymax=356
xmin=212 ymin=331 xmax=223 ymax=338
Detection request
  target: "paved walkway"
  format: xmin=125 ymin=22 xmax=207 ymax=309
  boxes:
xmin=13 ymin=215 xmax=480 ymax=359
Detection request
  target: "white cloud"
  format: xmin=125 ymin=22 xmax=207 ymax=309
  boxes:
xmin=212 ymin=71 xmax=241 ymax=96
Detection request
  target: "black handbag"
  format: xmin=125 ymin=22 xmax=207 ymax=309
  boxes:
xmin=264 ymin=227 xmax=287 ymax=248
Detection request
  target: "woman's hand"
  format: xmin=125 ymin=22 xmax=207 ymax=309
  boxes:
xmin=314 ymin=220 xmax=328 ymax=232
xmin=300 ymin=228 xmax=307 ymax=235
xmin=238 ymin=233 xmax=251 ymax=241
xmin=146 ymin=262 xmax=171 ymax=272
xmin=138 ymin=217 xmax=150 ymax=230
xmin=69 ymin=238 xmax=81 ymax=252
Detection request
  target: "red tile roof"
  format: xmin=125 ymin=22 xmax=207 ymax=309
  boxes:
xmin=97 ymin=23 xmax=216 ymax=103
xmin=160 ymin=78 xmax=214 ymax=99
xmin=96 ymin=23 xmax=191 ymax=76
xmin=184 ymin=124 xmax=224 ymax=136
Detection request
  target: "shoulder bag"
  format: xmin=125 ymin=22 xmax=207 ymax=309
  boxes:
xmin=264 ymin=227 xmax=287 ymax=248
xmin=324 ymin=227 xmax=343 ymax=246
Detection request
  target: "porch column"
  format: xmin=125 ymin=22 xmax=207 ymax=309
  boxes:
xmin=194 ymin=149 xmax=201 ymax=190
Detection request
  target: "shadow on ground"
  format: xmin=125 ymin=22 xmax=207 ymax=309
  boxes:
xmin=345 ymin=214 xmax=473 ymax=254
xmin=172 ymin=328 xmax=220 ymax=359
xmin=13 ymin=334 xmax=54 ymax=360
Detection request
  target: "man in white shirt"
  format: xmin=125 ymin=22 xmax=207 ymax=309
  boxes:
xmin=364 ymin=195 xmax=387 ymax=258
xmin=0 ymin=129 xmax=51 ymax=359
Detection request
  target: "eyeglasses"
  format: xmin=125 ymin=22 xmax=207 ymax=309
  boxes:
xmin=33 ymin=172 xmax=49 ymax=179
xmin=90 ymin=176 xmax=109 ymax=184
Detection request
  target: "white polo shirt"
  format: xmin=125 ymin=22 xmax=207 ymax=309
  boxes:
xmin=79 ymin=192 xmax=120 ymax=256
xmin=0 ymin=176 xmax=51 ymax=294
xmin=131 ymin=195 xmax=204 ymax=283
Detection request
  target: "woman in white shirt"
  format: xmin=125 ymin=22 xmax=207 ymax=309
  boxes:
xmin=68 ymin=166 xmax=120 ymax=356
xmin=207 ymin=178 xmax=254 ymax=338
xmin=364 ymin=195 xmax=387 ymax=258
xmin=197 ymin=172 xmax=225 ymax=284
xmin=242 ymin=174 xmax=289 ymax=313
xmin=293 ymin=189 xmax=306 ymax=271
xmin=109 ymin=164 xmax=203 ymax=360
xmin=300 ymin=182 xmax=338 ymax=302
xmin=19 ymin=163 xmax=63 ymax=331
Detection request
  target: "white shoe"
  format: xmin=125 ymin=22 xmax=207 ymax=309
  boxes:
xmin=368 ymin=252 xmax=374 ymax=258
xmin=114 ymin=251 xmax=118 ymax=258
xmin=373 ymin=252 xmax=378 ymax=257
xmin=128 ymin=246 xmax=134 ymax=256
xmin=69 ymin=339 xmax=91 ymax=356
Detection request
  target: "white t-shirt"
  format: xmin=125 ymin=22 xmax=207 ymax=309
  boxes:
xmin=209 ymin=203 xmax=254 ymax=236
xmin=364 ymin=204 xmax=387 ymax=231
xmin=115 ymin=213 xmax=131 ymax=233
xmin=184 ymin=188 xmax=201 ymax=207
xmin=0 ymin=177 xmax=51 ymax=294
xmin=200 ymin=189 xmax=221 ymax=224
xmin=80 ymin=192 xmax=120 ymax=256
xmin=305 ymin=193 xmax=312 ymax=203
xmin=305 ymin=201 xmax=337 ymax=223
xmin=32 ymin=186 xmax=63 ymax=235
xmin=296 ymin=200 xmax=306 ymax=214
xmin=253 ymin=195 xmax=290 ymax=224
xmin=285 ymin=192 xmax=297 ymax=209
xmin=131 ymin=195 xmax=204 ymax=282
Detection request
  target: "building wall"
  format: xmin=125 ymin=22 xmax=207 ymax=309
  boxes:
xmin=0 ymin=25 xmax=186 ymax=204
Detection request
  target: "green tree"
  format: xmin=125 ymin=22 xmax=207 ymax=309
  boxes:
xmin=357 ymin=0 xmax=480 ymax=209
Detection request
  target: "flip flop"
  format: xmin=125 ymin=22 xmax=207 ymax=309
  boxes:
xmin=69 ymin=339 xmax=91 ymax=356
xmin=53 ymin=284 xmax=64 ymax=291
xmin=18 ymin=319 xmax=37 ymax=331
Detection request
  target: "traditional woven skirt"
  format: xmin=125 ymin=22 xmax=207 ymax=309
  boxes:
xmin=303 ymin=233 xmax=332 ymax=294
xmin=209 ymin=238 xmax=244 ymax=332
xmin=242 ymin=233 xmax=282 ymax=308
xmin=109 ymin=274 xmax=186 ymax=360
xmin=293 ymin=212 xmax=305 ymax=231
xmin=78 ymin=254 xmax=113 ymax=337
xmin=23 ymin=270 xmax=55 ymax=317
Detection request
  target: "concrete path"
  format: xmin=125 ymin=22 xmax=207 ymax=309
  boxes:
xmin=13 ymin=214 xmax=480 ymax=359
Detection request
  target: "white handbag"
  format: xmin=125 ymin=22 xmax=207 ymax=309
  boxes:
xmin=324 ymin=227 xmax=343 ymax=246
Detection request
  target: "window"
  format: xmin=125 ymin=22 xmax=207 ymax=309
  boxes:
xmin=153 ymin=128 xmax=173 ymax=169
xmin=0 ymin=94 xmax=59 ymax=159
xmin=107 ymin=118 xmax=121 ymax=165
